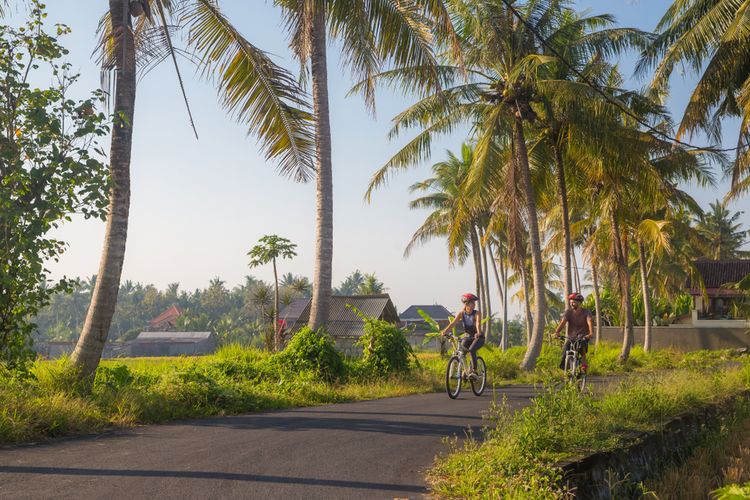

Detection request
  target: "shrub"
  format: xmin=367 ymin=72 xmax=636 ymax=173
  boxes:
xmin=275 ymin=327 xmax=344 ymax=382
xmin=356 ymin=317 xmax=415 ymax=377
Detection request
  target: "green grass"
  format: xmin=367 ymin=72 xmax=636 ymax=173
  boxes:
xmin=0 ymin=345 xmax=442 ymax=446
xmin=428 ymin=362 xmax=750 ymax=499
xmin=0 ymin=342 xmax=744 ymax=447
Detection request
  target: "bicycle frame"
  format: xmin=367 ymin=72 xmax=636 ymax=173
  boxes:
xmin=446 ymin=334 xmax=472 ymax=378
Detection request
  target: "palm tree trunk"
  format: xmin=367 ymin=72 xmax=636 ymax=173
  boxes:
xmin=478 ymin=227 xmax=492 ymax=340
xmin=515 ymin=114 xmax=547 ymax=370
xmin=502 ymin=256 xmax=509 ymax=349
xmin=638 ymin=240 xmax=652 ymax=352
xmin=71 ymin=0 xmax=135 ymax=381
xmin=520 ymin=263 xmax=532 ymax=345
xmin=553 ymin=144 xmax=572 ymax=305
xmin=469 ymin=226 xmax=483 ymax=302
xmin=488 ymin=241 xmax=506 ymax=347
xmin=308 ymin=6 xmax=333 ymax=332
xmin=592 ymin=258 xmax=602 ymax=345
xmin=611 ymin=212 xmax=634 ymax=362
xmin=273 ymin=257 xmax=280 ymax=351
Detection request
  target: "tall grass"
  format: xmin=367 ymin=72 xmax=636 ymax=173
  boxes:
xmin=429 ymin=364 xmax=750 ymax=499
xmin=0 ymin=345 xmax=442 ymax=446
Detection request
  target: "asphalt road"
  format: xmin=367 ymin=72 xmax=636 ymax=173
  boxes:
xmin=0 ymin=385 xmax=540 ymax=500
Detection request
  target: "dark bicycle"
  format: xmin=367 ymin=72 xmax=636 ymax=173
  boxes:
xmin=560 ymin=336 xmax=587 ymax=392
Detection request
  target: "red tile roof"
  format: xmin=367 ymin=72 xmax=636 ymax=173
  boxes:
xmin=148 ymin=305 xmax=182 ymax=327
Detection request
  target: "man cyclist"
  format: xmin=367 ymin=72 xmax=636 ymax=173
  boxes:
xmin=440 ymin=293 xmax=484 ymax=378
xmin=553 ymin=293 xmax=593 ymax=372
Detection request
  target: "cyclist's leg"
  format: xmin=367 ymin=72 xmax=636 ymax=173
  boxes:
xmin=559 ymin=339 xmax=571 ymax=370
xmin=580 ymin=340 xmax=589 ymax=371
xmin=468 ymin=336 xmax=484 ymax=370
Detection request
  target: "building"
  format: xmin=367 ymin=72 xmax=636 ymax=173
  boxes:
xmin=147 ymin=305 xmax=182 ymax=332
xmin=399 ymin=305 xmax=453 ymax=351
xmin=687 ymin=259 xmax=750 ymax=327
xmin=130 ymin=331 xmax=217 ymax=357
xmin=279 ymin=294 xmax=400 ymax=353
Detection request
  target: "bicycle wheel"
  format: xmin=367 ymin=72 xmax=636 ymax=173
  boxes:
xmin=564 ymin=355 xmax=577 ymax=386
xmin=446 ymin=356 xmax=462 ymax=399
xmin=577 ymin=370 xmax=587 ymax=392
xmin=471 ymin=357 xmax=487 ymax=396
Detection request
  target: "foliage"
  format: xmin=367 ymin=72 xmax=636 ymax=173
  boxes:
xmin=694 ymin=201 xmax=750 ymax=260
xmin=713 ymin=483 xmax=750 ymax=500
xmin=356 ymin=314 xmax=415 ymax=377
xmin=247 ymin=235 xmax=298 ymax=268
xmin=274 ymin=327 xmax=344 ymax=382
xmin=0 ymin=5 xmax=109 ymax=371
xmin=429 ymin=365 xmax=750 ymax=498
xmin=333 ymin=270 xmax=388 ymax=295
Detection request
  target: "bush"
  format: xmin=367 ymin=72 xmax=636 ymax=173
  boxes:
xmin=275 ymin=327 xmax=344 ymax=382
xmin=356 ymin=317 xmax=415 ymax=377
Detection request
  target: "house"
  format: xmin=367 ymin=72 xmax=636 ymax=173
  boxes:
xmin=279 ymin=294 xmax=400 ymax=353
xmin=130 ymin=331 xmax=217 ymax=357
xmin=399 ymin=305 xmax=453 ymax=330
xmin=399 ymin=305 xmax=453 ymax=351
xmin=147 ymin=305 xmax=182 ymax=332
xmin=687 ymin=259 xmax=750 ymax=327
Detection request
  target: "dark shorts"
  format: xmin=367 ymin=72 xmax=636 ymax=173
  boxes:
xmin=560 ymin=338 xmax=589 ymax=369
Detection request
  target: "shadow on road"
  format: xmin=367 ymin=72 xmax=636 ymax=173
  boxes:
xmin=0 ymin=466 xmax=428 ymax=493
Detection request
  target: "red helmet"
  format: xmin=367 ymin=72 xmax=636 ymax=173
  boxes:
xmin=461 ymin=293 xmax=479 ymax=303
xmin=567 ymin=292 xmax=584 ymax=302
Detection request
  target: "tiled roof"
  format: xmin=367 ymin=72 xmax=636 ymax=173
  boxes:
xmin=136 ymin=331 xmax=214 ymax=342
xmin=400 ymin=305 xmax=452 ymax=321
xmin=691 ymin=260 xmax=750 ymax=289
xmin=285 ymin=294 xmax=399 ymax=337
xmin=148 ymin=305 xmax=181 ymax=327
xmin=279 ymin=298 xmax=310 ymax=324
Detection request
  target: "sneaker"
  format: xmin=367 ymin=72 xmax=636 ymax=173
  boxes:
xmin=581 ymin=363 xmax=588 ymax=373
xmin=468 ymin=370 xmax=478 ymax=380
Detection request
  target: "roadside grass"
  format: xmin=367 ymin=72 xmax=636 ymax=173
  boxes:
xmin=428 ymin=363 xmax=750 ymax=499
xmin=645 ymin=401 xmax=750 ymax=499
xmin=1 ymin=339 xmax=745 ymax=447
xmin=0 ymin=344 xmax=442 ymax=446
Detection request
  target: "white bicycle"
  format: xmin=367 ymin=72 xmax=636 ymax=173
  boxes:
xmin=444 ymin=333 xmax=487 ymax=399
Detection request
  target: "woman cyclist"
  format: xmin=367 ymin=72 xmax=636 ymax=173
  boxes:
xmin=440 ymin=293 xmax=484 ymax=377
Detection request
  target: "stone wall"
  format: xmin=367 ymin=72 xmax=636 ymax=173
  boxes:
xmin=559 ymin=391 xmax=750 ymax=499
xmin=600 ymin=326 xmax=749 ymax=351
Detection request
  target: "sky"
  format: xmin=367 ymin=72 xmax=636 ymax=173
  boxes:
xmin=15 ymin=0 xmax=750 ymax=316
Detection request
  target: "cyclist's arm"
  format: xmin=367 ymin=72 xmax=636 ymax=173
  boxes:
xmin=553 ymin=314 xmax=568 ymax=337
xmin=441 ymin=311 xmax=462 ymax=336
xmin=586 ymin=314 xmax=593 ymax=340
xmin=475 ymin=310 xmax=482 ymax=338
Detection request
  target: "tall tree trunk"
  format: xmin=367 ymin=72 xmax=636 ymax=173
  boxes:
xmin=273 ymin=257 xmax=280 ymax=351
xmin=515 ymin=114 xmax=547 ymax=370
xmin=520 ymin=263 xmax=533 ymax=345
xmin=488 ymin=241 xmax=506 ymax=348
xmin=611 ymin=212 xmax=634 ymax=362
xmin=638 ymin=240 xmax=652 ymax=352
xmin=479 ymin=226 xmax=492 ymax=340
xmin=71 ymin=0 xmax=135 ymax=381
xmin=592 ymin=258 xmax=602 ymax=345
xmin=502 ymin=256 xmax=508 ymax=350
xmin=308 ymin=6 xmax=333 ymax=332
xmin=571 ymin=249 xmax=581 ymax=293
xmin=553 ymin=144 xmax=572 ymax=306
xmin=469 ymin=226 xmax=483 ymax=302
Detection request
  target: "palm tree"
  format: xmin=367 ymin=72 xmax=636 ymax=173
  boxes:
xmin=694 ymin=201 xmax=750 ymax=259
xmin=274 ymin=0 xmax=455 ymax=331
xmin=359 ymin=273 xmax=386 ymax=295
xmin=248 ymin=235 xmax=298 ymax=350
xmin=71 ymin=0 xmax=314 ymax=380
xmin=639 ymin=0 xmax=750 ymax=199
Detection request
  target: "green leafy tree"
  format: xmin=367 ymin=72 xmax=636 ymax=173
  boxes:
xmin=248 ymin=235 xmax=298 ymax=351
xmin=0 ymin=7 xmax=109 ymax=371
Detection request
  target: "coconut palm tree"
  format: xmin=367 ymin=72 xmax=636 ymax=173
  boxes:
xmin=639 ymin=0 xmax=750 ymax=200
xmin=274 ymin=0 xmax=456 ymax=332
xmin=71 ymin=0 xmax=314 ymax=380
xmin=694 ymin=200 xmax=750 ymax=259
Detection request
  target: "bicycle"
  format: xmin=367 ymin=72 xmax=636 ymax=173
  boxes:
xmin=444 ymin=333 xmax=487 ymax=399
xmin=558 ymin=336 xmax=588 ymax=392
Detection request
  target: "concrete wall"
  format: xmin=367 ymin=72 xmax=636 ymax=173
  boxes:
xmin=600 ymin=326 xmax=749 ymax=351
